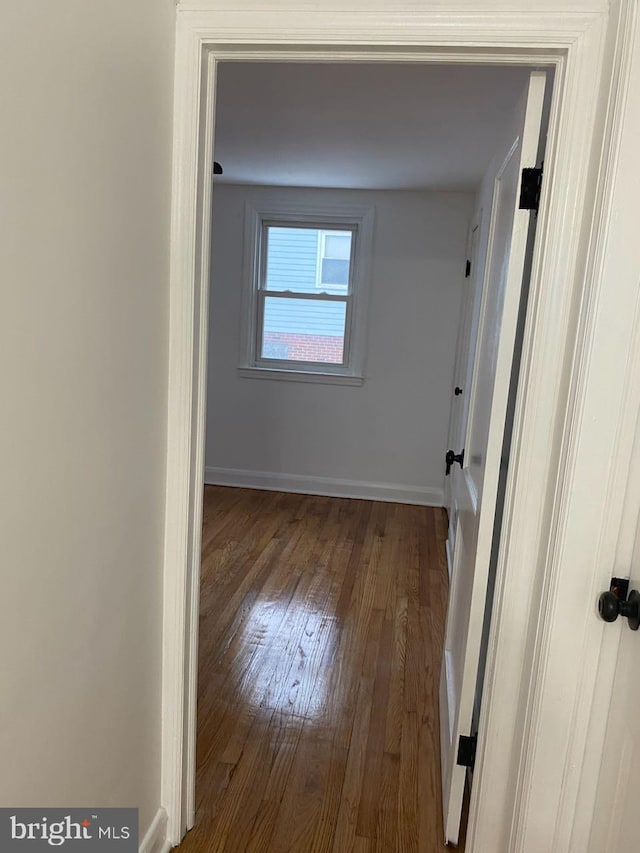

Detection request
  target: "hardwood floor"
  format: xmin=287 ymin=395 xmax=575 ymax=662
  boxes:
xmin=178 ymin=486 xmax=463 ymax=852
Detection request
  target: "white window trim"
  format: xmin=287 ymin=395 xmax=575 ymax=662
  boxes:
xmin=239 ymin=197 xmax=375 ymax=384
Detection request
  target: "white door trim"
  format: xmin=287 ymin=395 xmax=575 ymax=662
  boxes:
xmin=498 ymin=4 xmax=640 ymax=851
xmin=162 ymin=2 xmax=638 ymax=850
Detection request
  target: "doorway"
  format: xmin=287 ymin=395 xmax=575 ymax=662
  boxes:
xmin=178 ymin=59 xmax=548 ymax=850
xmin=162 ymin=10 xmax=615 ymax=851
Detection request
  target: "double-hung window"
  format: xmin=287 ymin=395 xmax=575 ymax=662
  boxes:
xmin=240 ymin=200 xmax=374 ymax=384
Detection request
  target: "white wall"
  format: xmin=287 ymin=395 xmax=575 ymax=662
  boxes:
xmin=205 ymin=185 xmax=472 ymax=504
xmin=0 ymin=0 xmax=175 ymax=840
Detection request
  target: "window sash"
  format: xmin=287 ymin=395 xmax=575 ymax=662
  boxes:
xmin=255 ymin=290 xmax=353 ymax=369
xmin=257 ymin=289 xmax=349 ymax=303
xmin=261 ymin=220 xmax=356 ymax=295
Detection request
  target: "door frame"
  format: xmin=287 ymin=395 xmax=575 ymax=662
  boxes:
xmin=162 ymin=2 xmax=640 ymax=850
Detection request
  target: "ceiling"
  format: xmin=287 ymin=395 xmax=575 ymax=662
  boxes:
xmin=213 ymin=62 xmax=531 ymax=192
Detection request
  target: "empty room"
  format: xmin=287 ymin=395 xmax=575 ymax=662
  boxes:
xmin=180 ymin=60 xmax=549 ymax=851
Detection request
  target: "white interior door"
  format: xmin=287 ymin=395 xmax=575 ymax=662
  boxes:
xmin=444 ymin=219 xmax=482 ymax=572
xmin=587 ymin=566 xmax=640 ymax=851
xmin=439 ymin=70 xmax=546 ymax=845
xmin=586 ymin=413 xmax=640 ymax=853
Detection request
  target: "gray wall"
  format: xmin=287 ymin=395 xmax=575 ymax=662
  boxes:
xmin=0 ymin=0 xmax=175 ymax=838
xmin=205 ymin=184 xmax=473 ymax=501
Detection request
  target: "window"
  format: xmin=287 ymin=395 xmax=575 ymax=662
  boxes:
xmin=260 ymin=224 xmax=353 ymax=366
xmin=240 ymin=200 xmax=374 ymax=384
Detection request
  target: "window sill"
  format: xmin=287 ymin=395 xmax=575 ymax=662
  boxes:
xmin=238 ymin=366 xmax=364 ymax=386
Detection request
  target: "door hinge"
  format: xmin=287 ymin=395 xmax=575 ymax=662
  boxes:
xmin=456 ymin=734 xmax=477 ymax=769
xmin=519 ymin=165 xmax=543 ymax=213
xmin=445 ymin=449 xmax=464 ymax=476
xmin=465 ymin=259 xmax=471 ymax=277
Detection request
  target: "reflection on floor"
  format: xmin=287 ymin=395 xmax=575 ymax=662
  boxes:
xmin=178 ymin=485 xmax=462 ymax=852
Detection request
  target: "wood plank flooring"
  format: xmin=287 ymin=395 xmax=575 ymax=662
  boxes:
xmin=178 ymin=486 xmax=463 ymax=852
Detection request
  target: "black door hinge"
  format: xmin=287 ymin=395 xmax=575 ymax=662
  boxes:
xmin=519 ymin=165 xmax=543 ymax=213
xmin=465 ymin=259 xmax=471 ymax=277
xmin=518 ymin=166 xmax=542 ymax=213
xmin=445 ymin=449 xmax=464 ymax=476
xmin=456 ymin=734 xmax=477 ymax=769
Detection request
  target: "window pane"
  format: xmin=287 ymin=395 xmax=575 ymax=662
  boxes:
xmin=324 ymin=233 xmax=351 ymax=260
xmin=320 ymin=258 xmax=349 ymax=286
xmin=265 ymin=226 xmax=321 ymax=293
xmin=261 ymin=297 xmax=347 ymax=364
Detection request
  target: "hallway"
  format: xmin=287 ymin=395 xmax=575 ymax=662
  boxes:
xmin=178 ymin=486 xmax=460 ymax=852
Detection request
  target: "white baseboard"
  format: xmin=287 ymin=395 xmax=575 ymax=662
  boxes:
xmin=204 ymin=466 xmax=443 ymax=507
xmin=140 ymin=808 xmax=170 ymax=853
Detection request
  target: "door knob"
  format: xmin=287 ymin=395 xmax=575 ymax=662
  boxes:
xmin=454 ymin=386 xmax=463 ymax=396
xmin=445 ymin=449 xmax=464 ymax=476
xmin=598 ymin=589 xmax=640 ymax=631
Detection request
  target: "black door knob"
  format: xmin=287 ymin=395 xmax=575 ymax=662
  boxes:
xmin=454 ymin=386 xmax=463 ymax=396
xmin=598 ymin=589 xmax=640 ymax=631
xmin=445 ymin=449 xmax=465 ymax=476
